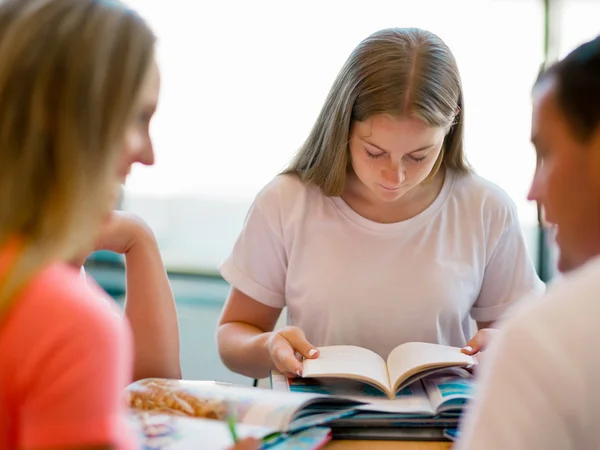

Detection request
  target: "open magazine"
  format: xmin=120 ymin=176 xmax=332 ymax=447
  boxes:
xmin=128 ymin=411 xmax=332 ymax=450
xmin=301 ymin=343 xmax=475 ymax=399
xmin=125 ymin=378 xmax=358 ymax=435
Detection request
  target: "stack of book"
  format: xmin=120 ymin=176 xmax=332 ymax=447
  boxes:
xmin=125 ymin=342 xmax=475 ymax=447
xmin=271 ymin=342 xmax=475 ymax=441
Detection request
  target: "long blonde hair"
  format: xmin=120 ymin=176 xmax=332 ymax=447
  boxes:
xmin=285 ymin=27 xmax=472 ymax=196
xmin=0 ymin=0 xmax=155 ymax=313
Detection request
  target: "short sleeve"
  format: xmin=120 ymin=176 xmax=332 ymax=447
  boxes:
xmin=220 ymin=198 xmax=288 ymax=309
xmin=18 ymin=291 xmax=134 ymax=448
xmin=471 ymin=218 xmax=545 ymax=323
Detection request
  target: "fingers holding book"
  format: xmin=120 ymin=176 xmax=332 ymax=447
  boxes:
xmin=461 ymin=328 xmax=499 ymax=367
xmin=267 ymin=326 xmax=319 ymax=377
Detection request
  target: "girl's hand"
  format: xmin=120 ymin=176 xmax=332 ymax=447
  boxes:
xmin=93 ymin=210 xmax=154 ymax=255
xmin=461 ymin=328 xmax=500 ymax=364
xmin=70 ymin=211 xmax=155 ymax=267
xmin=266 ymin=326 xmax=320 ymax=377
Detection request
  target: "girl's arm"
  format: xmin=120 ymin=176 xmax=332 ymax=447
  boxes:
xmin=93 ymin=211 xmax=181 ymax=380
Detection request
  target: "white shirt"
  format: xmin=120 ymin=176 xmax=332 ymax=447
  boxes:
xmin=457 ymin=256 xmax=600 ymax=450
xmin=220 ymin=170 xmax=544 ymax=358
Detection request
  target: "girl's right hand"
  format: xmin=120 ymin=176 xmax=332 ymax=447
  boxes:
xmin=266 ymin=326 xmax=319 ymax=377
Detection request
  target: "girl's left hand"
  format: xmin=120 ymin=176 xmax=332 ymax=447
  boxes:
xmin=461 ymin=328 xmax=499 ymax=363
xmin=93 ymin=210 xmax=153 ymax=256
xmin=70 ymin=211 xmax=154 ymax=267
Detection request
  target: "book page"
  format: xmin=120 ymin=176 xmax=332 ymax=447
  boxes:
xmin=126 ymin=378 xmax=330 ymax=431
xmin=275 ymin=371 xmax=435 ymax=416
xmin=129 ymin=412 xmax=276 ymax=449
xmin=423 ymin=374 xmax=473 ymax=415
xmin=302 ymin=345 xmax=391 ymax=395
xmin=128 ymin=412 xmax=332 ymax=450
xmin=353 ymin=381 xmax=435 ymax=415
xmin=386 ymin=342 xmax=475 ymax=393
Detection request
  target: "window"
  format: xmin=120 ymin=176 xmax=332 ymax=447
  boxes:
xmin=122 ymin=0 xmax=544 ymax=273
xmin=558 ymin=0 xmax=600 ymax=59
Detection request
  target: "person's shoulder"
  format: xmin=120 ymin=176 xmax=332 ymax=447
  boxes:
xmin=257 ymin=173 xmax=320 ymax=199
xmin=539 ymin=256 xmax=600 ymax=315
xmin=501 ymin=256 xmax=600 ymax=341
xmin=450 ymin=171 xmax=518 ymax=222
xmin=253 ymin=173 xmax=324 ymax=213
xmin=452 ymin=171 xmax=516 ymax=209
xmin=19 ymin=262 xmax=125 ymax=341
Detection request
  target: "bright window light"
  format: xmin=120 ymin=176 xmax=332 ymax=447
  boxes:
xmin=122 ymin=0 xmax=543 ymax=272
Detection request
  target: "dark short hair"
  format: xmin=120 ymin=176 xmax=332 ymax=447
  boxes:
xmin=537 ymin=35 xmax=600 ymax=142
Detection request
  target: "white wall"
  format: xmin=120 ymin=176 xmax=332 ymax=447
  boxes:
xmin=123 ymin=195 xmax=251 ymax=273
xmin=120 ymin=0 xmax=544 ymax=275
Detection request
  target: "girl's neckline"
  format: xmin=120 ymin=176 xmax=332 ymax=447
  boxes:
xmin=330 ymin=169 xmax=456 ymax=233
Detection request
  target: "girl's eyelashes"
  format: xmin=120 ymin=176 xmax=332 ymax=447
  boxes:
xmin=364 ymin=148 xmax=385 ymax=159
xmin=364 ymin=147 xmax=428 ymax=163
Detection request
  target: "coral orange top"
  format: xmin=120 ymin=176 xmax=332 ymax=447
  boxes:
xmin=0 ymin=240 xmax=137 ymax=449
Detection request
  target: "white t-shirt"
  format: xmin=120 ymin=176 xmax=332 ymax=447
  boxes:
xmin=220 ymin=170 xmax=544 ymax=358
xmin=456 ymin=256 xmax=600 ymax=450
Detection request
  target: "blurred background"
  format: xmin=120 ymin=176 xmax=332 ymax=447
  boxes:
xmin=85 ymin=0 xmax=600 ymax=386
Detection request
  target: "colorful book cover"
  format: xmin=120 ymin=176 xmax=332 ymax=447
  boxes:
xmin=264 ymin=428 xmax=331 ymax=450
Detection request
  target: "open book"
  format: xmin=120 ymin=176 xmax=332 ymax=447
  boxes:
xmin=300 ymin=342 xmax=475 ymax=399
xmin=273 ymin=370 xmax=473 ymax=419
xmin=271 ymin=369 xmax=473 ymax=440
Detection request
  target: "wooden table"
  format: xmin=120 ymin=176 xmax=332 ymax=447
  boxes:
xmin=325 ymin=441 xmax=452 ymax=449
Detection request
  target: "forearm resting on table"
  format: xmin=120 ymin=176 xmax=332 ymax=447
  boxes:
xmin=124 ymin=232 xmax=181 ymax=381
xmin=217 ymin=322 xmax=275 ymax=379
